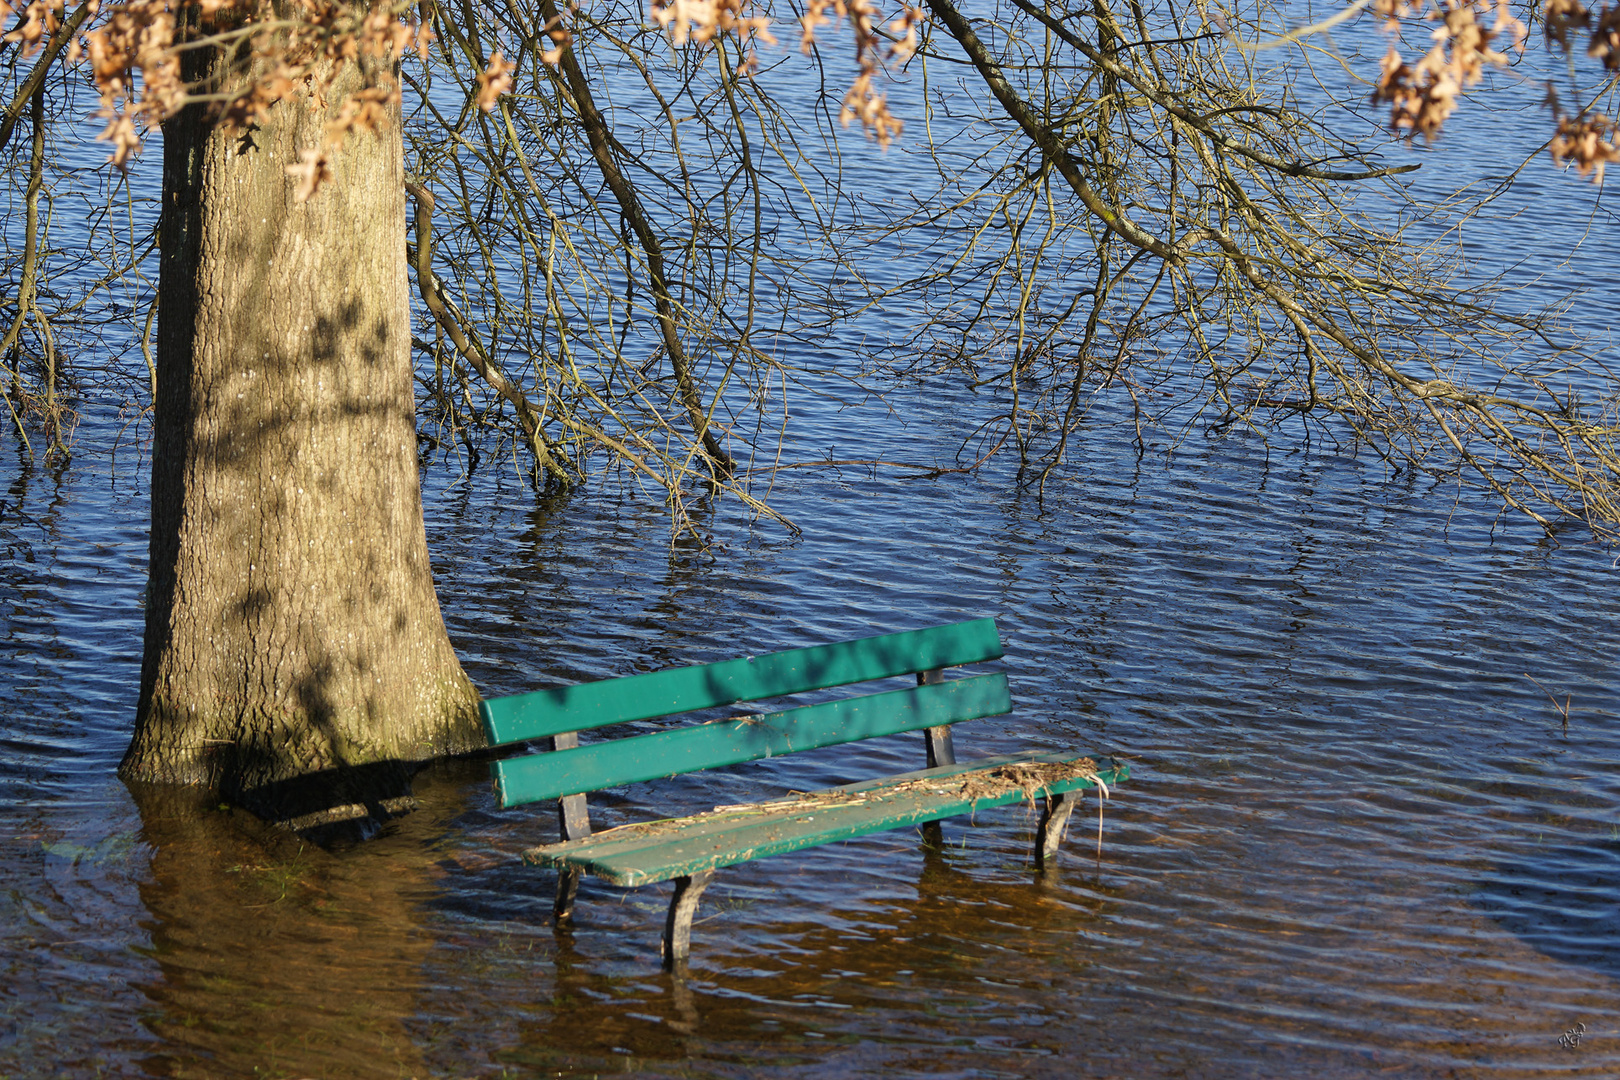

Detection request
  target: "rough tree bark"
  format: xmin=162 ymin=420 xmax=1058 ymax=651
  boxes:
xmin=120 ymin=55 xmax=485 ymax=819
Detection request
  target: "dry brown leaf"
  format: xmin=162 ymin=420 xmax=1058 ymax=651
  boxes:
xmin=475 ymin=50 xmax=513 ymax=111
xmin=1550 ymin=112 xmax=1620 ymax=180
xmin=286 ymin=146 xmax=332 ymax=202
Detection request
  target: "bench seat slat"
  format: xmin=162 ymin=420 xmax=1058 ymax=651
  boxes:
xmin=493 ymin=673 xmax=1012 ymax=809
xmin=523 ymin=750 xmax=1106 ymax=862
xmin=522 ymin=751 xmax=1129 ymax=886
xmin=480 ymin=618 xmax=1004 ymax=745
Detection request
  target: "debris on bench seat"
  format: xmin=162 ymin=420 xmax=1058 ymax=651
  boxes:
xmin=523 ymin=750 xmax=1127 ymax=887
xmin=479 ymin=618 xmax=1130 ymax=967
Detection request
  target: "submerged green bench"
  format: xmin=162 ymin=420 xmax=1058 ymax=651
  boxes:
xmin=480 ymin=618 xmax=1128 ymax=966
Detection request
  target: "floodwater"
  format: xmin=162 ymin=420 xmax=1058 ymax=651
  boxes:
xmin=4 ymin=19 xmax=1620 ymax=1080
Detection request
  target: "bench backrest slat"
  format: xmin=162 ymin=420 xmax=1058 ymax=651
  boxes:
xmin=493 ymin=673 xmax=1012 ymax=808
xmin=480 ymin=618 xmax=1004 ymax=745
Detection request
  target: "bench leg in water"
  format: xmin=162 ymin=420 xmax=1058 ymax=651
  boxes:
xmin=661 ymin=870 xmax=717 ymax=969
xmin=554 ymin=868 xmax=582 ymax=922
xmin=552 ymin=773 xmax=592 ymax=923
xmin=1034 ymin=791 xmax=1079 ymax=870
xmin=920 ymin=819 xmax=946 ymax=851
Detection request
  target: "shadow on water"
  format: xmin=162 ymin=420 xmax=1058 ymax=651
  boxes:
xmin=1477 ymin=839 xmax=1620 ymax=979
xmin=228 ymin=757 xmax=420 ymax=832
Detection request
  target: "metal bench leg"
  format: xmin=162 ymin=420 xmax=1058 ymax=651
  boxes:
xmin=555 ymin=868 xmax=582 ymax=921
xmin=551 ymin=732 xmax=592 ymax=926
xmin=661 ymin=869 xmax=716 ymax=970
xmin=920 ymin=819 xmax=946 ymax=851
xmin=917 ymin=668 xmax=957 ymax=769
xmin=917 ymin=670 xmax=954 ymax=859
xmin=1034 ymin=791 xmax=1079 ymax=869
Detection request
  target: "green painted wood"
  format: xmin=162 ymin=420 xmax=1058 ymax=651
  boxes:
xmin=480 ymin=618 xmax=1003 ymax=745
xmin=492 ymin=674 xmax=1012 ymax=808
xmin=523 ymin=749 xmax=1113 ymax=863
xmin=521 ymin=751 xmax=1130 ymax=886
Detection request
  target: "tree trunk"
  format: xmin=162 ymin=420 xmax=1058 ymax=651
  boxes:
xmin=122 ymin=57 xmax=485 ymax=819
